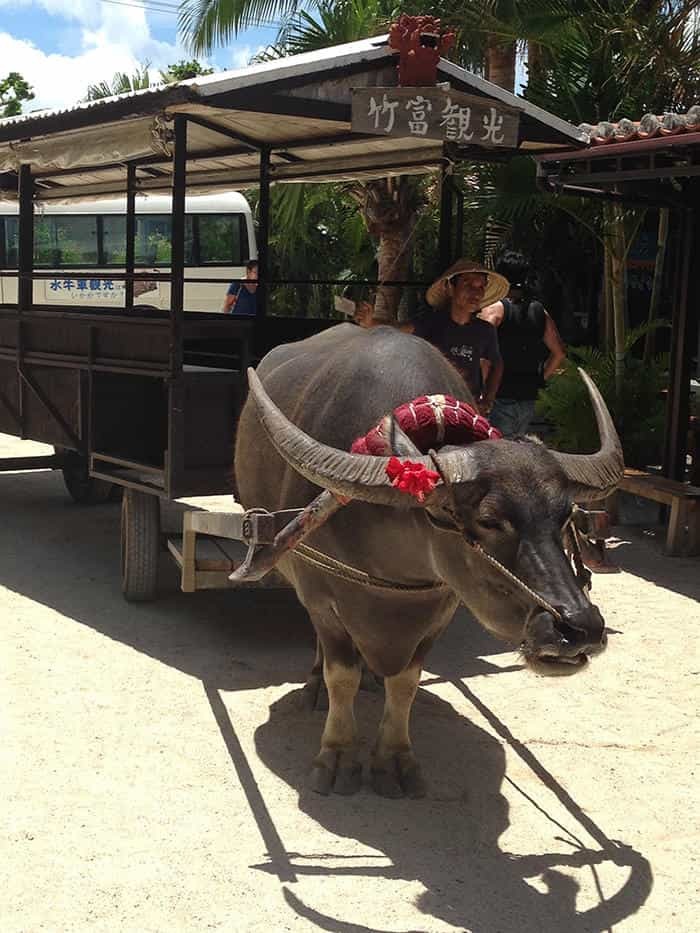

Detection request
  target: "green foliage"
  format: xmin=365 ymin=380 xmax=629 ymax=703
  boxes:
xmin=536 ymin=322 xmax=670 ymax=467
xmin=523 ymin=0 xmax=700 ymax=122
xmin=160 ymin=60 xmax=215 ymax=82
xmin=255 ymin=0 xmax=389 ymax=60
xmin=85 ymin=59 xmax=213 ymax=102
xmin=180 ymin=0 xmax=305 ymax=54
xmin=85 ymin=65 xmax=152 ymax=101
xmin=246 ymin=183 xmax=376 ymax=317
xmin=0 ymin=72 xmax=35 ymax=118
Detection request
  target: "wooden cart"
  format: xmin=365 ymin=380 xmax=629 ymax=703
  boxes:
xmin=0 ymin=35 xmax=585 ymax=600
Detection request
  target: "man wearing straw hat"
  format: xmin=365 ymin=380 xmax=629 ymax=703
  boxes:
xmin=412 ymin=259 xmax=509 ymax=414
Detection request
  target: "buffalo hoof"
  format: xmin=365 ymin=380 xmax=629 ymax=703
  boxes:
xmin=298 ymin=674 xmax=329 ymax=712
xmin=371 ymin=752 xmax=427 ymax=799
xmin=310 ymin=750 xmax=362 ymax=796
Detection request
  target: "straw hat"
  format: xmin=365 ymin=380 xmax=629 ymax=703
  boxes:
xmin=425 ymin=259 xmax=510 ymax=310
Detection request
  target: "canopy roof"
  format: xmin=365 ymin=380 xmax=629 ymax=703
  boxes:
xmin=537 ymin=105 xmax=700 ymax=207
xmin=0 ymin=35 xmax=585 ymax=203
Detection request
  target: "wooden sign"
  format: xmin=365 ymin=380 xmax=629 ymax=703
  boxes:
xmin=351 ymin=86 xmax=520 ymax=148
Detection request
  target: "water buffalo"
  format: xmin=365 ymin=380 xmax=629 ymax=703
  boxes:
xmin=235 ymin=324 xmax=623 ymax=798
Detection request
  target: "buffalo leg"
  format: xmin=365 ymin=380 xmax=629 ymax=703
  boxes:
xmin=310 ymin=657 xmax=362 ymax=796
xmin=301 ymin=639 xmax=381 ymax=712
xmin=371 ymin=662 xmax=426 ymax=799
xmin=299 ymin=638 xmax=327 ymax=712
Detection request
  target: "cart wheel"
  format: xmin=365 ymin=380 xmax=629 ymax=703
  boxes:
xmin=60 ymin=454 xmax=114 ymax=505
xmin=121 ymin=489 xmax=160 ymax=602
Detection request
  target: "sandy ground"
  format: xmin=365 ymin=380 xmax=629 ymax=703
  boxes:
xmin=1 ymin=433 xmax=699 ymax=933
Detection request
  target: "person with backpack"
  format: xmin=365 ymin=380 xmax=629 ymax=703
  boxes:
xmin=479 ymin=251 xmax=566 ymax=437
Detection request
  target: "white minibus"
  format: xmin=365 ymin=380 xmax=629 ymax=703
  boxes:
xmin=0 ymin=191 xmax=257 ymax=312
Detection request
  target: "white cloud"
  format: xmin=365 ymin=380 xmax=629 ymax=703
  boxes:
xmin=230 ymin=44 xmax=267 ymax=70
xmin=0 ymin=0 xmax=194 ymax=112
xmin=231 ymin=46 xmax=253 ymax=69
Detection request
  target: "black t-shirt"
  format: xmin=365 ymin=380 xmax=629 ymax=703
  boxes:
xmin=414 ymin=310 xmax=501 ymax=395
xmin=497 ymin=298 xmax=547 ymax=400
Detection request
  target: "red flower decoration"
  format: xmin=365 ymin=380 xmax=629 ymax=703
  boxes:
xmin=385 ymin=457 xmax=440 ymax=502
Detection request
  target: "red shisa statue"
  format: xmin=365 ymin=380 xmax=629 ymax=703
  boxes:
xmin=388 ymin=14 xmax=456 ymax=86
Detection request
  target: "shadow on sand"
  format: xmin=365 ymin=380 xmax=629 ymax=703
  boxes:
xmin=237 ymin=682 xmax=652 ymax=933
xmin=0 ymin=469 xmax=515 ymax=690
xmin=3 ymin=468 xmax=653 ymax=931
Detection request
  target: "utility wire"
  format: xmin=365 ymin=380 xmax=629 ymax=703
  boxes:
xmin=95 ymin=0 xmax=281 ymax=28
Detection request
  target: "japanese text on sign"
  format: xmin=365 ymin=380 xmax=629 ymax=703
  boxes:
xmin=45 ymin=277 xmax=124 ymax=304
xmin=352 ymin=87 xmax=519 ymax=148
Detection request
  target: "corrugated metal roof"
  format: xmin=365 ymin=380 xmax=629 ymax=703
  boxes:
xmin=0 ymin=35 xmax=390 ymax=133
xmin=0 ymin=83 xmax=177 ymax=130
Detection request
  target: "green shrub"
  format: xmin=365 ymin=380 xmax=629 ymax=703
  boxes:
xmin=536 ymin=325 xmax=669 ymax=468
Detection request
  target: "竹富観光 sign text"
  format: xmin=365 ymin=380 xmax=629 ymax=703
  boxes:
xmin=351 ymin=87 xmax=520 ymax=148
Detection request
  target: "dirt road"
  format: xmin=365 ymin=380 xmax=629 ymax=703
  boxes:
xmin=2 ymin=434 xmax=698 ymax=932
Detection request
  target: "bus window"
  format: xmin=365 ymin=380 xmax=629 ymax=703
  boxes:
xmin=197 ymin=214 xmax=247 ymax=264
xmin=136 ymin=215 xmax=171 ymax=265
xmin=102 ymin=216 xmax=127 ymax=264
xmin=34 ymin=215 xmax=98 ymax=266
xmin=2 ymin=216 xmax=18 ymax=267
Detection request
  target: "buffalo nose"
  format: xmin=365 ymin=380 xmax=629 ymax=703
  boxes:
xmin=554 ymin=605 xmax=607 ymax=655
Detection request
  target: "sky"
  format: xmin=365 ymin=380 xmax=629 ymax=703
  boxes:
xmin=0 ymin=0 xmax=275 ymax=113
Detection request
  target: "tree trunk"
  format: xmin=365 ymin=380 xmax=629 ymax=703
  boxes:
xmin=374 ymin=226 xmax=411 ymax=322
xmin=352 ymin=177 xmax=418 ymax=324
xmin=607 ymin=204 xmax=627 ymax=401
xmin=611 ymin=248 xmax=626 ymax=400
xmin=485 ymin=38 xmax=516 ymax=91
xmin=527 ymin=40 xmax=544 ymax=87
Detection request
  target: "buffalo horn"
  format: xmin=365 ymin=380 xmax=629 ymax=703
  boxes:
xmin=547 ymin=368 xmax=624 ymax=500
xmin=246 ymin=368 xmax=443 ymax=507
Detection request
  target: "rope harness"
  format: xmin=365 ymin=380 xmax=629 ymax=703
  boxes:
xmin=283 ymin=501 xmax=590 ymax=621
xmin=425 ymin=504 xmax=591 ymax=625
xmin=427 ymin=450 xmax=591 ymax=625
xmin=292 ymin=543 xmax=448 ymax=592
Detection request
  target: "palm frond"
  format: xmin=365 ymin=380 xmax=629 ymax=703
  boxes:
xmin=180 ymin=0 xmax=306 ymax=54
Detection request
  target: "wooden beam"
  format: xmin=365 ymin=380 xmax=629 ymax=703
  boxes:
xmin=185 ymin=113 xmax=262 ymax=151
xmin=663 ymin=209 xmax=697 ymax=480
xmin=207 ymin=93 xmax=351 ymax=124
xmin=17 ymin=165 xmax=33 ymax=312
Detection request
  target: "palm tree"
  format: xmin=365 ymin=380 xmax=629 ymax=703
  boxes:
xmin=85 ymin=65 xmax=153 ymax=101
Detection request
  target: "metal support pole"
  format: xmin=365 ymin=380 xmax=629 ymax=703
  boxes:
xmin=18 ymin=164 xmax=34 ymax=312
xmin=455 ymin=191 xmax=464 ymax=262
xmin=663 ymin=208 xmax=697 ymax=481
xmin=125 ymin=162 xmax=136 ymax=312
xmin=438 ymin=155 xmax=453 ymax=270
xmin=256 ymin=145 xmax=271 ymax=319
xmin=170 ymin=115 xmax=187 ymax=372
xmin=167 ymin=115 xmax=188 ymax=499
xmin=17 ymin=163 xmax=34 ymax=439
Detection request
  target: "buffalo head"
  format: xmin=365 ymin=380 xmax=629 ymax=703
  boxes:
xmin=246 ymin=367 xmax=623 ymax=676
